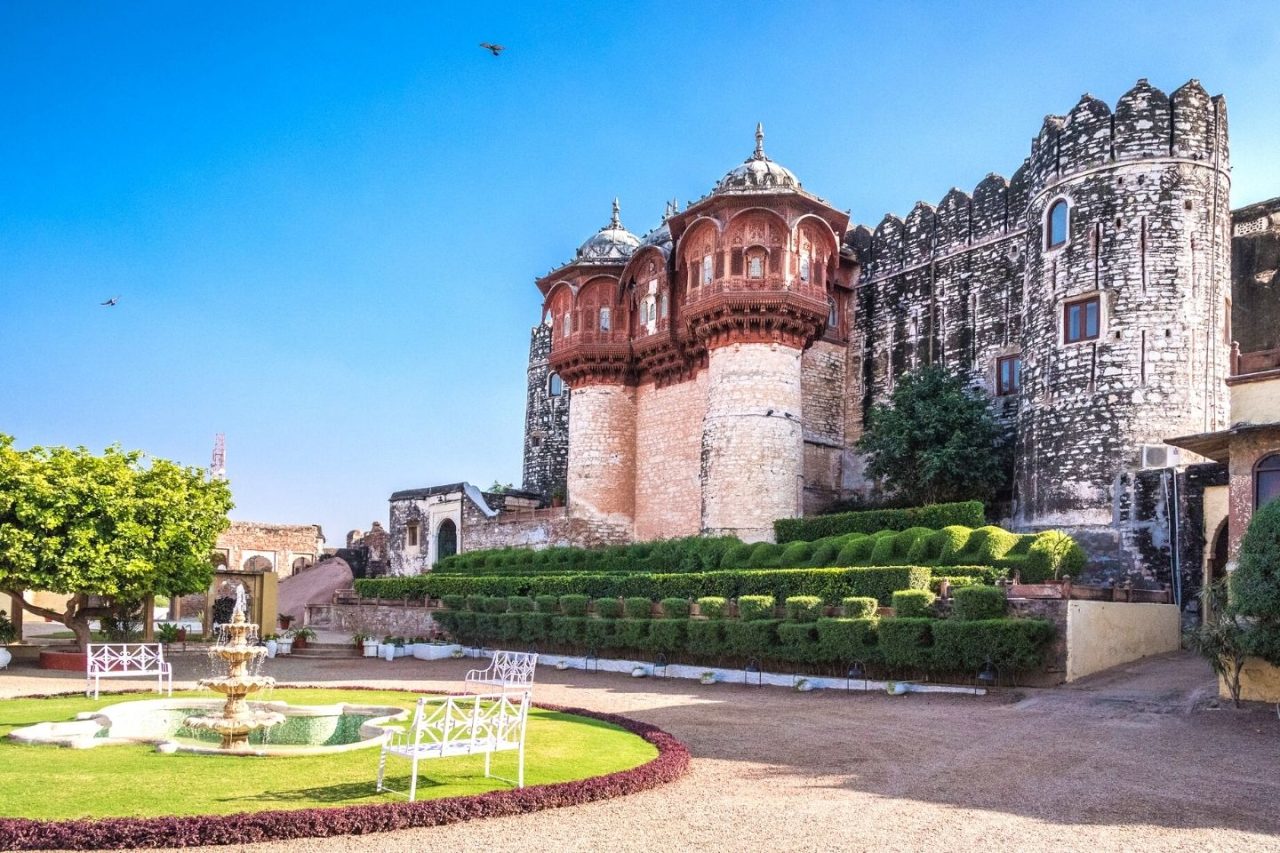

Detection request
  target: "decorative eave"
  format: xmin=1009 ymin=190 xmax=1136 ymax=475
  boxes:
xmin=684 ymin=290 xmax=828 ymax=351
xmin=549 ymin=340 xmax=634 ymax=388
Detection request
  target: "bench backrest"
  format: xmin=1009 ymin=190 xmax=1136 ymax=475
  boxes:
xmin=406 ymin=692 xmax=529 ymax=751
xmin=485 ymin=650 xmax=538 ymax=687
xmin=86 ymin=643 xmax=166 ymax=673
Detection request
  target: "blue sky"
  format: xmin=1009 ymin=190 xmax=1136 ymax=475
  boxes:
xmin=2 ymin=1 xmax=1277 ymax=544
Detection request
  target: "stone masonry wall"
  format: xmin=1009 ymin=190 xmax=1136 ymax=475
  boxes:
xmin=521 ymin=325 xmax=570 ymax=499
xmin=565 ymin=384 xmax=636 ymax=540
xmin=701 ymin=342 xmax=803 ymax=542
xmin=801 ymin=340 xmax=846 ymax=514
xmin=634 ymin=374 xmax=707 ymax=540
xmin=214 ymin=521 xmax=325 ymax=580
xmin=1231 ymin=197 xmax=1280 ymax=352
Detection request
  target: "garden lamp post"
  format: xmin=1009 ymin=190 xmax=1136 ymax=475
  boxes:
xmin=846 ymin=661 xmax=867 ymax=693
xmin=977 ymin=656 xmax=998 ymax=693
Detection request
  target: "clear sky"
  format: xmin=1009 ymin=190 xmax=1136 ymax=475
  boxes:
xmin=2 ymin=1 xmax=1277 ymax=545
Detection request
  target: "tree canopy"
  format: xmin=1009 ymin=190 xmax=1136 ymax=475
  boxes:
xmin=1232 ymin=497 xmax=1280 ymax=665
xmin=855 ymin=366 xmax=1008 ymax=506
xmin=0 ymin=435 xmax=233 ymax=648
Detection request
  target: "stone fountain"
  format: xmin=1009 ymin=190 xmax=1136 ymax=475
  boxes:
xmin=183 ymin=584 xmax=284 ymax=749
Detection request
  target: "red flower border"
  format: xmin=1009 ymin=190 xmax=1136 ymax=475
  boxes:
xmin=0 ymin=687 xmax=690 ymax=851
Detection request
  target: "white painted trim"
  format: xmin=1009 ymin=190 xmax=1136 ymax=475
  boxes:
xmin=1043 ymin=195 xmax=1073 ymax=255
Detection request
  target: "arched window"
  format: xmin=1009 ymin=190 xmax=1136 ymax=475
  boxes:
xmin=827 ymin=297 xmax=838 ymax=328
xmin=799 ymin=252 xmax=811 ymax=282
xmin=599 ymin=307 xmax=610 ymax=331
xmin=243 ymin=555 xmax=272 ymax=573
xmin=659 ymin=292 xmax=668 ymax=319
xmin=702 ymin=254 xmax=713 ymax=284
xmin=436 ymin=519 xmax=458 ymax=560
xmin=548 ymin=372 xmax=563 ymax=397
xmin=747 ymin=251 xmax=765 ymax=279
xmin=1257 ymin=453 xmax=1280 ymax=509
xmin=561 ymin=311 xmax=571 ymax=338
xmin=1047 ymin=199 xmax=1069 ymax=249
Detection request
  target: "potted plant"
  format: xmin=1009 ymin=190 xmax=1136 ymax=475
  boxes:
xmin=276 ymin=633 xmax=293 ymax=655
xmin=278 ymin=613 xmax=295 ymax=631
xmin=794 ymin=677 xmax=814 ymax=693
xmin=289 ymin=626 xmax=316 ymax=650
xmin=156 ymin=622 xmax=181 ymax=646
xmin=262 ymin=633 xmax=279 ymax=658
xmin=450 ymin=647 xmax=466 ymax=659
xmin=392 ymin=636 xmax=409 ymax=658
xmin=0 ymin=609 xmax=16 ymax=670
xmin=699 ymin=671 xmax=716 ymax=685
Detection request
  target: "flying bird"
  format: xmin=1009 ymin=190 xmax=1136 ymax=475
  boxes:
xmin=479 ymin=42 xmax=505 ymax=56
xmin=100 ymin=296 xmax=120 ymax=307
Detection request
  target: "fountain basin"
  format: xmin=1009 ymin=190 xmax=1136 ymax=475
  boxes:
xmin=9 ymin=698 xmax=408 ymax=756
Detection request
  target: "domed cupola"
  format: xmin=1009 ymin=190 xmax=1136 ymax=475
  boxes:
xmin=638 ymin=199 xmax=678 ymax=251
xmin=576 ymin=198 xmax=641 ymax=261
xmin=714 ymin=124 xmax=801 ymax=194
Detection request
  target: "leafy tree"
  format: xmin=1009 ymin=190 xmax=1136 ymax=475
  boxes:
xmin=1186 ymin=579 xmax=1248 ymax=707
xmin=0 ymin=435 xmax=233 ymax=649
xmin=856 ymin=366 xmax=1008 ymax=506
xmin=1231 ymin=498 xmax=1280 ymax=666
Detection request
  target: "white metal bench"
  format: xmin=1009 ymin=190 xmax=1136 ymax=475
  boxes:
xmin=85 ymin=643 xmax=173 ymax=699
xmin=465 ymin=649 xmax=537 ymax=692
xmin=375 ymin=691 xmax=531 ymax=801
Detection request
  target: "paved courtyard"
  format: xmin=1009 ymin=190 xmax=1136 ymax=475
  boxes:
xmin=3 ymin=650 xmax=1279 ymax=852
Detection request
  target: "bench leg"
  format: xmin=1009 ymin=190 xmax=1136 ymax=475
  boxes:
xmin=484 ymin=750 xmax=491 ymax=779
xmin=409 ymin=753 xmax=419 ymax=803
xmin=518 ymin=741 xmax=525 ymax=789
xmin=376 ymin=747 xmax=388 ymax=793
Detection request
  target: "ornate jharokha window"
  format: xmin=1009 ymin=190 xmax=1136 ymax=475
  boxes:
xmin=659 ymin=292 xmax=668 ymax=319
xmin=997 ymin=355 xmax=1021 ymax=395
xmin=747 ymin=251 xmax=765 ymax=279
xmin=1257 ymin=453 xmax=1280 ymax=509
xmin=827 ymin=297 xmax=838 ymax=328
xmin=1063 ymin=295 xmax=1100 ymax=344
xmin=799 ymin=252 xmax=811 ymax=282
xmin=702 ymin=254 xmax=713 ymax=284
xmin=599 ymin=307 xmax=610 ymax=331
xmin=561 ymin=311 xmax=571 ymax=338
xmin=1047 ymin=199 xmax=1069 ymax=249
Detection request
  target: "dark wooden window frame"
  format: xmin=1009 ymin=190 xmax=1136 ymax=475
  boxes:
xmin=996 ymin=355 xmax=1021 ymax=396
xmin=1256 ymin=452 xmax=1280 ymax=509
xmin=1063 ymin=295 xmax=1101 ymax=344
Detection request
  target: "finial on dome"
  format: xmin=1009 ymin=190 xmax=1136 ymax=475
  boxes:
xmin=610 ymin=197 xmax=621 ymax=229
xmin=754 ymin=122 xmax=765 ymax=159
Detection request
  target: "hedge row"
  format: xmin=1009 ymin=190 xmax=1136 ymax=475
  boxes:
xmin=356 ymin=566 xmax=931 ymax=606
xmin=434 ymin=536 xmax=741 ymax=576
xmin=431 ymin=610 xmax=1053 ymax=676
xmin=774 ymin=500 xmax=986 ymax=543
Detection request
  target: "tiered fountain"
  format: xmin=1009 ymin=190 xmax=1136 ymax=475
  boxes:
xmin=183 ymin=585 xmax=284 ymax=749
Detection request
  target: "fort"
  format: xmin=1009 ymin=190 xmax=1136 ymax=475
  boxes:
xmin=389 ymin=77 xmax=1280 ymax=602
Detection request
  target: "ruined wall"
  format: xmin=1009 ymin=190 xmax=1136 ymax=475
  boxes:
xmin=1231 ymin=197 xmax=1280 ymax=353
xmin=214 ymin=521 xmax=325 ymax=579
xmin=701 ymin=343 xmax=804 ymax=541
xmin=521 ymin=325 xmax=570 ymax=499
xmin=801 ymin=340 xmax=846 ymax=514
xmin=565 ymin=384 xmax=636 ymax=540
xmin=634 ymin=374 xmax=706 ymax=540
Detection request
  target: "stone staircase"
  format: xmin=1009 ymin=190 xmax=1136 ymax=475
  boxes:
xmin=285 ymin=641 xmax=363 ymax=661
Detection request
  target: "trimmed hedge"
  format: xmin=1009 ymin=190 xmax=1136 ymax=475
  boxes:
xmin=623 ymin=597 xmax=652 ymax=619
xmin=660 ymin=598 xmax=691 ymax=619
xmin=433 ymin=536 xmax=745 ymax=576
xmin=737 ymin=595 xmax=775 ymax=621
xmin=784 ymin=595 xmax=823 ymax=622
xmin=892 ymin=589 xmax=936 ymax=619
xmin=775 ymin=500 xmax=985 ymax=543
xmin=696 ymin=597 xmax=727 ymax=619
xmin=593 ymin=598 xmax=623 ymax=619
xmin=951 ymin=586 xmax=1006 ymax=621
xmin=560 ymin=595 xmax=589 ymax=617
xmin=357 ymin=566 xmax=932 ymax=606
xmin=841 ymin=596 xmax=878 ymax=619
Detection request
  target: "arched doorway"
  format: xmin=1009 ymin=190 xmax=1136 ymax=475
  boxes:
xmin=1208 ymin=520 xmax=1230 ymax=585
xmin=291 ymin=556 xmax=312 ymax=574
xmin=243 ymin=555 xmax=273 ymax=573
xmin=436 ymin=519 xmax=458 ymax=560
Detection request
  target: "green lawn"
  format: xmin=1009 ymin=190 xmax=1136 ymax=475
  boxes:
xmin=0 ymin=688 xmax=657 ymax=820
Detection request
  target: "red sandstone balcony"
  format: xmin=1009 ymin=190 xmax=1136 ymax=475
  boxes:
xmin=1231 ymin=342 xmax=1280 ymax=378
xmin=549 ymin=329 xmax=633 ymax=385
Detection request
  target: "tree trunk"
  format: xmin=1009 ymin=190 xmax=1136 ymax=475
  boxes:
xmin=1 ymin=590 xmax=113 ymax=651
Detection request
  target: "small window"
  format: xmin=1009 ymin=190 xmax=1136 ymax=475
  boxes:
xmin=997 ymin=356 xmax=1021 ymax=396
xmin=548 ymin=373 xmax=563 ymax=397
xmin=799 ymin=254 xmax=811 ymax=282
xmin=1258 ymin=454 xmax=1280 ymax=509
xmin=405 ymin=523 xmax=419 ymax=548
xmin=827 ymin=297 xmax=838 ymax=328
xmin=561 ymin=312 xmax=571 ymax=338
xmin=1063 ymin=296 xmax=1100 ymax=344
xmin=748 ymin=253 xmax=764 ymax=278
xmin=702 ymin=255 xmax=713 ymax=284
xmin=730 ymin=248 xmax=744 ymax=276
xmin=1047 ymin=199 xmax=1069 ymax=249
xmin=659 ymin=292 xmax=668 ymax=319
xmin=638 ymin=300 xmax=649 ymax=326
xmin=599 ymin=307 xmax=610 ymax=331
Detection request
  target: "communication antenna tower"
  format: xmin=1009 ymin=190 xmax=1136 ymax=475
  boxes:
xmin=209 ymin=433 xmax=226 ymax=481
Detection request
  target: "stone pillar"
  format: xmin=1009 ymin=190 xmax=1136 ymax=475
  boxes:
xmin=565 ymin=384 xmax=636 ymax=539
xmin=701 ymin=342 xmax=804 ymax=542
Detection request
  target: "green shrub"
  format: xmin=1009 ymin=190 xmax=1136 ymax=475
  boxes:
xmin=776 ymin=622 xmax=819 ymax=661
xmin=930 ymin=618 xmax=1054 ymax=673
xmin=841 ymin=596 xmax=878 ymax=619
xmin=775 ymin=500 xmax=985 ymax=543
xmin=583 ymin=617 xmax=613 ymax=650
xmin=432 ymin=609 xmax=458 ymax=636
xmin=506 ymin=596 xmax=534 ymax=613
xmin=519 ymin=612 xmax=552 ymax=642
xmin=614 ymin=596 xmax=645 ymax=618
xmin=891 ymin=527 xmax=934 ymax=560
xmin=612 ymin=618 xmax=650 ymax=650
xmin=465 ymin=594 xmax=485 ymax=612
xmin=721 ymin=543 xmax=756 ymax=568
xmin=784 ymin=595 xmax=823 ymax=622
xmin=723 ymin=620 xmax=778 ymax=657
xmin=696 ymin=596 xmax=727 ymax=619
xmin=594 ymin=597 xmax=623 ymax=618
xmin=892 ymin=589 xmax=936 ymax=619
xmin=1231 ymin=500 xmax=1280 ymax=666
xmin=869 ymin=534 xmax=897 ymax=564
xmin=448 ymin=611 xmax=478 ymax=644
xmin=550 ymin=616 xmax=587 ymax=646
xmin=441 ymin=594 xmax=466 ymax=611
xmin=646 ymin=619 xmax=687 ymax=654
xmin=660 ymin=597 xmax=691 ymax=619
xmin=738 ymin=595 xmax=776 ymax=621
xmin=535 ymin=594 xmax=560 ymax=614
xmin=808 ymin=542 xmax=841 ymax=567
xmin=779 ymin=541 xmax=814 ymax=567
xmin=686 ymin=620 xmax=724 ymax=657
xmin=917 ymin=525 xmax=974 ymax=565
xmin=559 ymin=594 xmax=590 ymax=617
xmin=495 ymin=612 xmax=523 ymax=643
xmin=975 ymin=526 xmax=1020 ymax=564
xmin=951 ymin=586 xmax=1006 ymax=621
xmin=929 ymin=575 xmax=982 ymax=594
xmin=879 ymin=618 xmax=935 ymax=670
xmin=475 ymin=613 xmax=500 ymax=641
xmin=816 ymin=617 xmax=880 ymax=664
xmin=482 ymin=595 xmax=509 ymax=614
xmin=835 ymin=535 xmax=874 ymax=566
xmin=1023 ymin=530 xmax=1086 ymax=583
xmin=748 ymin=542 xmax=784 ymax=569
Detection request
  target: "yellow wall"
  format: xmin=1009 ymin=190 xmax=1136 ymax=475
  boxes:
xmin=1202 ymin=484 xmax=1228 ymax=582
xmin=1065 ymin=601 xmax=1182 ymax=682
xmin=1224 ymin=657 xmax=1280 ymax=703
xmin=1230 ymin=374 xmax=1280 ymax=424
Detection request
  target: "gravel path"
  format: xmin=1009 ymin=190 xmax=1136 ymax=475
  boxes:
xmin=3 ymin=651 xmax=1278 ymax=852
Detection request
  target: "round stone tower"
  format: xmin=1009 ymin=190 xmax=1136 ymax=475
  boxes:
xmin=668 ymin=126 xmax=849 ymax=541
xmin=1015 ymin=80 xmax=1232 ymax=532
xmin=541 ymin=201 xmax=640 ymax=542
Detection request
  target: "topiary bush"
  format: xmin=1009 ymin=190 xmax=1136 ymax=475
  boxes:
xmin=784 ymin=595 xmax=823 ymax=622
xmin=535 ymin=594 xmax=560 ymax=614
xmin=559 ymin=594 xmax=590 ymax=617
xmin=951 ymin=585 xmax=1006 ymax=621
xmin=624 ymin=597 xmax=652 ymax=619
xmin=841 ymin=596 xmax=878 ymax=619
xmin=441 ymin=594 xmax=466 ymax=611
xmin=720 ymin=542 xmax=756 ymax=569
xmin=774 ymin=500 xmax=985 ymax=543
xmin=776 ymin=622 xmax=819 ymax=662
xmin=807 ymin=541 xmax=841 ymax=567
xmin=878 ymin=617 xmax=935 ymax=671
xmin=737 ymin=595 xmax=776 ymax=621
xmin=520 ymin=611 xmax=552 ymax=642
xmin=686 ymin=619 xmax=724 ymax=656
xmin=612 ymin=618 xmax=649 ymax=649
xmin=723 ymin=619 xmax=779 ymax=657
xmin=660 ymin=597 xmax=691 ymax=619
xmin=816 ymin=617 xmax=880 ymax=664
xmin=594 ymin=597 xmax=623 ymax=619
xmin=646 ymin=619 xmax=686 ymax=654
xmin=892 ymin=589 xmax=936 ymax=619
xmin=482 ymin=595 xmax=509 ymax=614
xmin=974 ymin=526 xmax=1020 ymax=565
xmin=466 ymin=594 xmax=485 ymax=612
xmin=779 ymin=541 xmax=815 ymax=567
xmin=747 ymin=542 xmax=784 ymax=569
xmin=930 ymin=618 xmax=1054 ymax=674
xmin=1023 ymin=530 xmax=1087 ymax=583
xmin=696 ymin=596 xmax=727 ymax=619
xmin=506 ymin=596 xmax=535 ymax=613
xmin=835 ymin=535 xmax=873 ymax=566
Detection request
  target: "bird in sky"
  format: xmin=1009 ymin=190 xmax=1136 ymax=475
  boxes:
xmin=100 ymin=296 xmax=120 ymax=307
xmin=479 ymin=42 xmax=505 ymax=57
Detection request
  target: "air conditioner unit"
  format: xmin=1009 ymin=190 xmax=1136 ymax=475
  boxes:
xmin=1139 ymin=444 xmax=1183 ymax=470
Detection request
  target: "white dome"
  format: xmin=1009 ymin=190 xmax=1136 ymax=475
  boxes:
xmin=715 ymin=124 xmax=801 ymax=194
xmin=576 ymin=199 xmax=641 ymax=261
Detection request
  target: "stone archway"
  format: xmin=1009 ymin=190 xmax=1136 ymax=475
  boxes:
xmin=1208 ymin=520 xmax=1229 ymax=585
xmin=243 ymin=555 xmax=272 ymax=573
xmin=436 ymin=519 xmax=458 ymax=560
